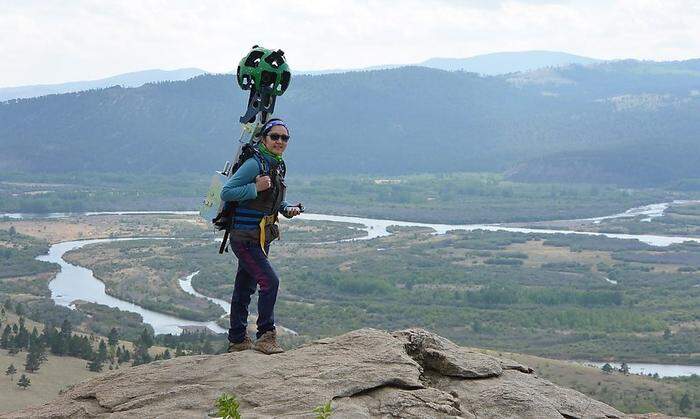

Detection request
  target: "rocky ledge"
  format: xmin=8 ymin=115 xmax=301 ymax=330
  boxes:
xmin=3 ymin=328 xmax=653 ymax=418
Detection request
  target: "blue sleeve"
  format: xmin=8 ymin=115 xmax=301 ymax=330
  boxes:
xmin=220 ymin=158 xmax=259 ymax=202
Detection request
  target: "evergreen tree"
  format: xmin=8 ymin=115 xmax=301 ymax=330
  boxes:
xmin=107 ymin=328 xmax=119 ymax=362
xmin=679 ymin=393 xmax=691 ymax=414
xmin=132 ymin=328 xmax=154 ymax=366
xmin=24 ymin=342 xmax=45 ymax=373
xmin=162 ymin=349 xmax=171 ymax=360
xmin=202 ymin=339 xmax=214 ymax=355
xmin=619 ymin=362 xmax=630 ymax=374
xmin=17 ymin=374 xmax=30 ymax=389
xmin=97 ymin=340 xmax=108 ymax=363
xmin=1 ymin=324 xmax=11 ymax=349
xmin=87 ymin=357 xmax=103 ymax=372
xmin=117 ymin=345 xmax=131 ymax=364
xmin=175 ymin=344 xmax=185 ymax=357
xmin=108 ymin=328 xmax=119 ymax=347
xmin=5 ymin=363 xmax=17 ymax=381
xmin=15 ymin=319 xmax=29 ymax=350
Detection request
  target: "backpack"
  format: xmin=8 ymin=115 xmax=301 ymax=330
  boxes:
xmin=212 ymin=143 xmax=286 ymax=253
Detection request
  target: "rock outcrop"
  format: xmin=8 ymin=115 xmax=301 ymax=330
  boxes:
xmin=3 ymin=328 xmax=628 ymax=418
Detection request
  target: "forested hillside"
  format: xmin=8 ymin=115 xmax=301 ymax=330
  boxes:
xmin=1 ymin=60 xmax=699 ymax=186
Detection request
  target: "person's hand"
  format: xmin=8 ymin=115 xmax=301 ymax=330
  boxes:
xmin=286 ymin=203 xmax=303 ymax=217
xmin=255 ymin=175 xmax=272 ymax=192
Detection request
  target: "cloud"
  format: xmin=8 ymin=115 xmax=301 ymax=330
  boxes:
xmin=0 ymin=0 xmax=698 ymax=87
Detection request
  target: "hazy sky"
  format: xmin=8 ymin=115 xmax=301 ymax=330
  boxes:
xmin=1 ymin=0 xmax=699 ymax=87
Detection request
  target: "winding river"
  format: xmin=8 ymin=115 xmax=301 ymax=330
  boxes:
xmin=5 ymin=200 xmax=700 ymax=376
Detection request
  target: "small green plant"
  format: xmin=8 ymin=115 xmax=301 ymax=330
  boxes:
xmin=313 ymin=401 xmax=333 ymax=419
xmin=215 ymin=393 xmax=241 ymax=419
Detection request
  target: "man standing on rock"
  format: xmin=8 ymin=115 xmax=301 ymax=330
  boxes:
xmin=220 ymin=119 xmax=301 ymax=354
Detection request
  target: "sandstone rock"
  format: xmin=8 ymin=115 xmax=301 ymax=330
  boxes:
xmin=2 ymin=328 xmax=628 ymax=418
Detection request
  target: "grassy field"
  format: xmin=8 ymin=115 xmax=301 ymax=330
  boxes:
xmin=0 ymin=349 xmax=102 ymax=413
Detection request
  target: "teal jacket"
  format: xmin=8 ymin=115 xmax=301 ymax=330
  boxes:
xmin=220 ymin=154 xmax=290 ymax=215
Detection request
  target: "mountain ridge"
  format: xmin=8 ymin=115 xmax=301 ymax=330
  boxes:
xmin=0 ymin=68 xmax=206 ymax=101
xmin=1 ymin=60 xmax=699 ymax=186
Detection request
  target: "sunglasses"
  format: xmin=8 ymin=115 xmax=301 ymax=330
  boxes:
xmin=267 ymin=133 xmax=290 ymax=143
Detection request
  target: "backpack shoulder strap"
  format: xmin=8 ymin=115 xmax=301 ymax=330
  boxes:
xmin=252 ymin=150 xmax=269 ymax=175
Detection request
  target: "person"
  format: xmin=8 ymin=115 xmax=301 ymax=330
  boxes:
xmin=220 ymin=118 xmax=301 ymax=354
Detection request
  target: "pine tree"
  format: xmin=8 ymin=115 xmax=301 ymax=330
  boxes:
xmin=202 ymin=339 xmax=214 ymax=355
xmin=1 ymin=324 xmax=11 ymax=349
xmin=87 ymin=357 xmax=103 ymax=372
xmin=107 ymin=328 xmax=119 ymax=362
xmin=679 ymin=393 xmax=691 ymax=414
xmin=17 ymin=374 xmax=30 ymax=389
xmin=108 ymin=328 xmax=119 ymax=347
xmin=620 ymin=362 xmax=630 ymax=374
xmin=162 ymin=349 xmax=171 ymax=360
xmin=175 ymin=344 xmax=185 ymax=357
xmin=132 ymin=328 xmax=154 ymax=366
xmin=117 ymin=346 xmax=131 ymax=364
xmin=24 ymin=342 xmax=45 ymax=373
xmin=97 ymin=340 xmax=108 ymax=363
xmin=5 ymin=363 xmax=17 ymax=381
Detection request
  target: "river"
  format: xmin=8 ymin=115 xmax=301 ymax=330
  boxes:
xmin=39 ymin=238 xmax=226 ymax=335
xmin=584 ymin=362 xmax=700 ymax=378
xmin=6 ymin=201 xmax=700 ymax=376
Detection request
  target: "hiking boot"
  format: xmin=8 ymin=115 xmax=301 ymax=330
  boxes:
xmin=254 ymin=330 xmax=284 ymax=355
xmin=227 ymin=336 xmax=253 ymax=352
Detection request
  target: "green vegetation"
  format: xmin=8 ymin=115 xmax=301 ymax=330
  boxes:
xmin=63 ymin=239 xmax=225 ymax=321
xmin=215 ymin=393 xmax=241 ymax=419
xmin=313 ymin=401 xmax=333 ymax=419
xmin=292 ymin=172 xmax=688 ymax=223
xmin=0 ymin=172 xmax=207 ymax=213
xmin=16 ymin=374 xmax=30 ymax=389
xmin=4 ymin=171 xmax=694 ymax=226
xmin=0 ymin=229 xmax=57 ymax=295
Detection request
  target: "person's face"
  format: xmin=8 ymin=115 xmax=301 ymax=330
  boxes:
xmin=262 ymin=125 xmax=289 ymax=155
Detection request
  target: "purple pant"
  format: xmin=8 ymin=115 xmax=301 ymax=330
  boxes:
xmin=229 ymin=240 xmax=279 ymax=343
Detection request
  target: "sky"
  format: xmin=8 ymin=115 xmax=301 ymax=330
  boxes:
xmin=1 ymin=0 xmax=699 ymax=88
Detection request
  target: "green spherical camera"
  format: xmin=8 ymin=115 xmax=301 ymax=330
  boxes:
xmin=237 ymin=46 xmax=291 ymax=96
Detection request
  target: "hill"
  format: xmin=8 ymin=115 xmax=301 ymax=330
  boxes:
xmin=2 ymin=328 xmax=631 ymax=418
xmin=419 ymin=50 xmax=599 ymax=74
xmin=0 ymin=68 xmax=206 ymax=101
xmin=1 ymin=60 xmax=699 ymax=186
xmin=298 ymin=50 xmax=599 ymax=75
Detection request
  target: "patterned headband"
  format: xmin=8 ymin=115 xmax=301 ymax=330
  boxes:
xmin=261 ymin=120 xmax=289 ymax=136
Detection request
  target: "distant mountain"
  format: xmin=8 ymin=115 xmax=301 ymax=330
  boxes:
xmin=419 ymin=51 xmax=600 ymax=74
xmin=1 ymin=59 xmax=699 ymax=186
xmin=297 ymin=51 xmax=599 ymax=76
xmin=0 ymin=68 xmax=207 ymax=101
